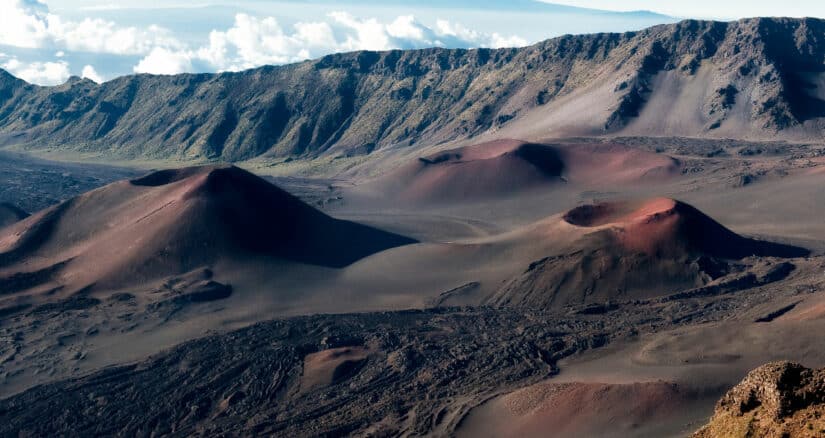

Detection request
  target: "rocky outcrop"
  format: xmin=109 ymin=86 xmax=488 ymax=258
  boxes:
xmin=694 ymin=361 xmax=825 ymax=438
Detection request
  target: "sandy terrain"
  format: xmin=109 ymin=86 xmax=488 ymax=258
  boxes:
xmin=459 ymin=380 xmax=706 ymax=438
xmin=2 ymin=136 xmax=825 ymax=436
xmin=361 ymin=139 xmax=680 ymax=205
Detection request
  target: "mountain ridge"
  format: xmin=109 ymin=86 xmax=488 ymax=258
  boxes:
xmin=2 ymin=17 xmax=825 ymax=163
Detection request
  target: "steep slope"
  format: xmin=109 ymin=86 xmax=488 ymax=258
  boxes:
xmin=0 ymin=203 xmax=27 ymax=228
xmin=694 ymin=362 xmax=825 ymax=438
xmin=488 ymin=198 xmax=808 ymax=308
xmin=1 ymin=18 xmax=825 ymax=162
xmin=368 ymin=139 xmax=679 ymax=203
xmin=0 ymin=165 xmax=414 ymax=297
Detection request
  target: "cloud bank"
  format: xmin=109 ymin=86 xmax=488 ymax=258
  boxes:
xmin=0 ymin=0 xmax=183 ymax=54
xmin=182 ymin=12 xmax=527 ymax=73
xmin=0 ymin=53 xmax=70 ymax=85
xmin=0 ymin=0 xmax=528 ymax=84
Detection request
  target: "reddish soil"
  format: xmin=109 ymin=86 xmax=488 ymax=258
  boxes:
xmin=459 ymin=380 xmax=696 ymax=438
xmin=563 ymin=198 xmax=808 ymax=259
xmin=373 ymin=139 xmax=680 ymax=204
xmin=0 ymin=165 xmax=415 ymax=296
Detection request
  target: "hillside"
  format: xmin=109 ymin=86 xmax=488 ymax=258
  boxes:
xmin=488 ymin=198 xmax=809 ymax=308
xmin=1 ymin=18 xmax=825 ymax=162
xmin=366 ymin=139 xmax=678 ymax=203
xmin=0 ymin=165 xmax=414 ymax=299
xmin=0 ymin=203 xmax=27 ymax=229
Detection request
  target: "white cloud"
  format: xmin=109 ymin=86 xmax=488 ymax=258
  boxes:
xmin=196 ymin=13 xmax=337 ymax=70
xmin=81 ymin=64 xmax=103 ymax=83
xmin=328 ymin=12 xmax=526 ymax=51
xmin=0 ymin=0 xmax=183 ymax=55
xmin=47 ymin=16 xmax=182 ymax=55
xmin=329 ymin=12 xmax=394 ymax=51
xmin=489 ymin=33 xmax=529 ymax=49
xmin=294 ymin=21 xmax=339 ymax=49
xmin=186 ymin=12 xmax=527 ymax=73
xmin=387 ymin=15 xmax=428 ymax=41
xmin=0 ymin=0 xmax=50 ymax=48
xmin=1 ymin=2 xmax=527 ymax=78
xmin=0 ymin=55 xmax=69 ymax=85
xmin=133 ymin=47 xmax=193 ymax=75
xmin=436 ymin=20 xmax=475 ymax=42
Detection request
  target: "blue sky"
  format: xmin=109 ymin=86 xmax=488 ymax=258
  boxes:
xmin=1 ymin=1 xmax=824 ymax=85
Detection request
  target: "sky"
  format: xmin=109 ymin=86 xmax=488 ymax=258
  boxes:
xmin=548 ymin=1 xmax=825 ymax=19
xmin=1 ymin=0 xmax=824 ymax=86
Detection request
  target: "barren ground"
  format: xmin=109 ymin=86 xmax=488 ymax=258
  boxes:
xmin=2 ymin=136 xmax=825 ymax=436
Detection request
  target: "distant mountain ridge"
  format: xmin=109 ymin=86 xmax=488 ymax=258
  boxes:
xmin=1 ymin=17 xmax=825 ymax=162
xmin=343 ymin=0 xmax=670 ymax=16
